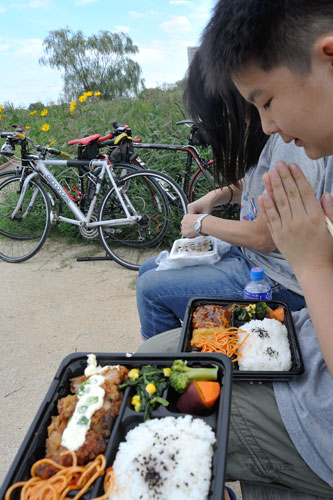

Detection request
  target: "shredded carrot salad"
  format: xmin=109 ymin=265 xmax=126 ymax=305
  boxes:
xmin=191 ymin=327 xmax=248 ymax=361
xmin=5 ymin=451 xmax=115 ymax=500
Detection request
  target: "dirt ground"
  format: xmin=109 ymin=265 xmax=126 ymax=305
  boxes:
xmin=0 ymin=239 xmax=142 ymax=484
xmin=0 ymin=238 xmax=241 ymax=498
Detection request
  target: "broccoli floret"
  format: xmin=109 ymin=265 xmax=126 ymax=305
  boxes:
xmin=169 ymin=359 xmax=218 ymax=393
xmin=255 ymin=301 xmax=271 ymax=320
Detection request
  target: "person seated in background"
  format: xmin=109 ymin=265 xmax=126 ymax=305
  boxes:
xmin=137 ymin=1 xmax=333 ymax=497
xmin=136 ymin=49 xmax=325 ymax=341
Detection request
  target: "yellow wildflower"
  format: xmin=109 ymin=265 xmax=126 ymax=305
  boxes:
xmin=41 ymin=123 xmax=50 ymax=132
xmin=49 ymin=140 xmax=55 ymax=146
xmin=0 ymin=105 xmax=3 ymax=112
xmin=94 ymin=91 xmax=101 ymax=96
xmin=78 ymin=95 xmax=87 ymax=103
xmin=86 ymin=91 xmax=93 ymax=97
xmin=29 ymin=110 xmax=37 ymax=115
xmin=40 ymin=108 xmax=48 ymax=117
xmin=69 ymin=101 xmax=77 ymax=115
xmin=25 ymin=126 xmax=30 ymax=130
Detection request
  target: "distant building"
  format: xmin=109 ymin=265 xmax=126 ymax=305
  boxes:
xmin=187 ymin=46 xmax=198 ymax=66
xmin=159 ymin=82 xmax=177 ymax=91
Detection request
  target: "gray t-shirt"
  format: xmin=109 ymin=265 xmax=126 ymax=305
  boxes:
xmin=274 ymin=163 xmax=333 ymax=487
xmin=240 ymin=134 xmax=326 ymax=294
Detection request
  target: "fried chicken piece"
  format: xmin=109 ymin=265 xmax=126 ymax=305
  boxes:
xmin=36 ymin=365 xmax=128 ymax=479
xmin=192 ymin=304 xmax=232 ymax=330
xmin=191 ymin=304 xmax=232 ymax=343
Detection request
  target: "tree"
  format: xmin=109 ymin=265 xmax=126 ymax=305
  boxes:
xmin=39 ymin=28 xmax=144 ymax=100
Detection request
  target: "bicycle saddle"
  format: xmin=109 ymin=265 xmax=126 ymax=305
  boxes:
xmin=67 ymin=134 xmax=100 ymax=146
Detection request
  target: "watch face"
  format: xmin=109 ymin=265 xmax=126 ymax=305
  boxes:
xmin=194 ymin=219 xmax=200 ymax=234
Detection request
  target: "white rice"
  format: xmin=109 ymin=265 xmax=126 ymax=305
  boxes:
xmin=109 ymin=415 xmax=216 ymax=500
xmin=237 ymin=318 xmax=292 ymax=371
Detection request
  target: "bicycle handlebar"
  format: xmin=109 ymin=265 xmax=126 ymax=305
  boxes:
xmin=0 ymin=129 xmax=71 ymax=159
xmin=46 ymin=147 xmax=70 ymax=158
xmin=15 ymin=132 xmax=26 ymax=141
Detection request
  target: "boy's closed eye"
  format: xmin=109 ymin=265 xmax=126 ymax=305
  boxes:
xmin=263 ymin=98 xmax=272 ymax=110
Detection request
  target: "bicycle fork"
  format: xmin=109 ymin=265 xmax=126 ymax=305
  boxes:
xmin=9 ymin=172 xmax=40 ymax=221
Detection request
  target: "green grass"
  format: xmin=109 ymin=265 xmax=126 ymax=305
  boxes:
xmin=0 ymin=84 xmax=238 ymax=242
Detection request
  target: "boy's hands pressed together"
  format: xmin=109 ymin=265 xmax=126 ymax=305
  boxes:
xmin=258 ymin=161 xmax=333 ymax=280
xmin=258 ymin=160 xmax=333 ymax=373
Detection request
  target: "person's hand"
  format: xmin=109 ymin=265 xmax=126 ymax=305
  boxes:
xmin=258 ymin=161 xmax=333 ymax=278
xmin=321 ymin=191 xmax=333 ymax=223
xmin=187 ymin=192 xmax=215 ymax=214
xmin=181 ymin=214 xmax=204 ymax=238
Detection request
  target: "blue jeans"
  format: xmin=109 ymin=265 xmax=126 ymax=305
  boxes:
xmin=136 ymin=246 xmax=306 ymax=340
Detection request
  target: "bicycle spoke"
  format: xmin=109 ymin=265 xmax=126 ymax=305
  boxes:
xmin=0 ymin=177 xmax=50 ymax=262
xmin=98 ymin=170 xmax=187 ymax=270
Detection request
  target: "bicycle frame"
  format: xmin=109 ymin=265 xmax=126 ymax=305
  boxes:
xmin=10 ymin=158 xmax=140 ymax=228
xmin=132 ymin=142 xmax=215 ymax=196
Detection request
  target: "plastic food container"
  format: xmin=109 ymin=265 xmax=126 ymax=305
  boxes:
xmin=178 ymin=298 xmax=304 ymax=382
xmin=0 ymin=352 xmax=232 ymax=500
xmin=169 ymin=236 xmax=218 ymax=266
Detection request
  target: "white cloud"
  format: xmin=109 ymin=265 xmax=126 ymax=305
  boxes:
xmin=115 ymin=25 xmax=130 ymax=33
xmin=129 ymin=11 xmax=144 ymax=19
xmin=135 ymin=41 xmax=166 ymax=66
xmin=135 ymin=38 xmax=189 ymax=88
xmin=0 ymin=6 xmax=8 ymax=13
xmin=159 ymin=16 xmax=192 ymax=36
xmin=12 ymin=38 xmax=44 ymax=58
xmin=190 ymin=0 xmax=213 ymax=21
xmin=0 ymin=43 xmax=8 ymax=51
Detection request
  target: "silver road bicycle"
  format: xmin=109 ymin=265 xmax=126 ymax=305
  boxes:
xmin=0 ymin=151 xmax=187 ymax=270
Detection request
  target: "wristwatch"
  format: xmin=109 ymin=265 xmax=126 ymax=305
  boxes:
xmin=194 ymin=213 xmax=209 ymax=236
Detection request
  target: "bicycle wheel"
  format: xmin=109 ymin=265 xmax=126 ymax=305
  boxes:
xmin=98 ymin=170 xmax=187 ymax=270
xmin=189 ymin=164 xmax=240 ymax=219
xmin=0 ymin=176 xmax=51 ymax=262
xmin=0 ymin=169 xmax=17 ymax=183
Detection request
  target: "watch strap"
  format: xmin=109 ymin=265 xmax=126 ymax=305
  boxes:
xmin=195 ymin=213 xmax=209 ymax=236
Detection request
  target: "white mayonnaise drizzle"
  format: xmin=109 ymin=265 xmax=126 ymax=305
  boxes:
xmin=61 ymin=374 xmax=105 ymax=451
xmin=61 ymin=354 xmax=121 ymax=452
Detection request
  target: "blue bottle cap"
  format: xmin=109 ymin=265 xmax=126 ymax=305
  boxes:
xmin=250 ymin=267 xmax=264 ymax=280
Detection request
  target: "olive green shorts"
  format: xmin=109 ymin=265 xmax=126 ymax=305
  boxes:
xmin=137 ymin=329 xmax=333 ymax=498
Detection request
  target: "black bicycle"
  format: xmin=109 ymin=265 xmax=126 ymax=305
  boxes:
xmin=98 ymin=120 xmax=240 ymax=219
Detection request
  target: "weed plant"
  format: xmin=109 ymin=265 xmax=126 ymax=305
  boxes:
xmin=0 ymin=85 xmax=237 ymax=245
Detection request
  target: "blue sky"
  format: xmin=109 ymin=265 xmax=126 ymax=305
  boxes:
xmin=0 ymin=0 xmax=215 ymax=107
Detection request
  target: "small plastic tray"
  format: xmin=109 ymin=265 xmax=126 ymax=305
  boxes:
xmin=0 ymin=352 xmax=232 ymax=500
xmin=178 ymin=298 xmax=304 ymax=382
xmin=169 ymin=236 xmax=218 ymax=265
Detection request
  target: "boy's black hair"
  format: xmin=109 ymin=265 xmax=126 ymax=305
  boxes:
xmin=184 ymin=49 xmax=268 ymax=186
xmin=200 ymin=0 xmax=333 ymax=95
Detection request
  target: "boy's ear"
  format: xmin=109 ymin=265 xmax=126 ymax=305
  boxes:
xmin=315 ymin=35 xmax=333 ymax=65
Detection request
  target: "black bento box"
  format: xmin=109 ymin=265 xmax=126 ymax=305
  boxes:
xmin=178 ymin=298 xmax=304 ymax=382
xmin=0 ymin=352 xmax=232 ymax=500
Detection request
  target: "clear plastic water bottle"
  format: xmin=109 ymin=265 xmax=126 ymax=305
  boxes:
xmin=243 ymin=267 xmax=272 ymax=300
